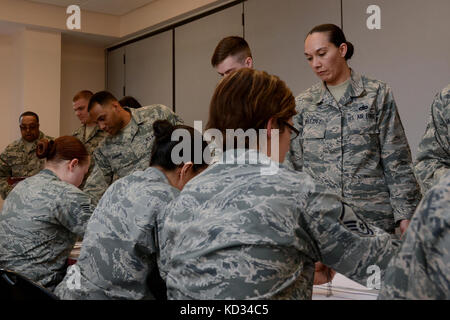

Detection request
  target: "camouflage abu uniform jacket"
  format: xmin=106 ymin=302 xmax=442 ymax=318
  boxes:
xmin=414 ymin=84 xmax=450 ymax=194
xmin=72 ymin=124 xmax=108 ymax=190
xmin=0 ymin=131 xmax=53 ymax=199
xmin=55 ymin=167 xmax=179 ymax=300
xmin=378 ymin=170 xmax=450 ymax=300
xmin=83 ymin=105 xmax=183 ymax=204
xmin=288 ymin=70 xmax=421 ymax=233
xmin=0 ymin=169 xmax=95 ymax=291
xmin=159 ymin=149 xmax=401 ymax=300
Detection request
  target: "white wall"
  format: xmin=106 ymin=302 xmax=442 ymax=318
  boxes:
xmin=0 ymin=0 xmax=231 ymax=40
xmin=20 ymin=28 xmax=61 ymax=138
xmin=120 ymin=0 xmax=232 ymax=37
xmin=0 ymin=28 xmax=61 ymax=210
xmin=0 ymin=0 xmax=120 ymax=38
xmin=0 ymin=33 xmax=20 ymax=151
xmin=0 ymin=32 xmax=19 ymax=210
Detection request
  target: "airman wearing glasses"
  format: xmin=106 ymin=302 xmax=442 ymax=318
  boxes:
xmin=0 ymin=111 xmax=53 ymax=199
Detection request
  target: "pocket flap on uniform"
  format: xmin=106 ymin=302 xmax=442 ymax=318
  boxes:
xmin=302 ymin=125 xmax=326 ymax=139
xmin=352 ymin=123 xmax=380 ymax=135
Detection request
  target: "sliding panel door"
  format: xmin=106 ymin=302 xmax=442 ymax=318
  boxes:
xmin=175 ymin=4 xmax=244 ymax=128
xmin=343 ymin=0 xmax=450 ymax=156
xmin=106 ymin=47 xmax=125 ymax=99
xmin=245 ymin=0 xmax=342 ymax=96
xmin=125 ymin=31 xmax=173 ymax=109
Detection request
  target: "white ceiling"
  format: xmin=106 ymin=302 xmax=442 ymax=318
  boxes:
xmin=27 ymin=0 xmax=156 ymax=16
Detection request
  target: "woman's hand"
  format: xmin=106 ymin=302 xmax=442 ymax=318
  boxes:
xmin=314 ymin=262 xmax=336 ymax=285
xmin=399 ymin=220 xmax=410 ymax=237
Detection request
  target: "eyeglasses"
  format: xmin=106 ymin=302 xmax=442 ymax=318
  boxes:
xmin=20 ymin=125 xmax=38 ymax=131
xmin=281 ymin=120 xmax=300 ymax=141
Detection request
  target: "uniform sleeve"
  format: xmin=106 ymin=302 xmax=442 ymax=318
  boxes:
xmin=378 ymin=179 xmax=450 ymax=299
xmin=0 ymin=148 xmax=13 ymax=200
xmin=55 ymin=187 xmax=96 ymax=238
xmin=377 ymin=85 xmax=421 ymax=224
xmin=414 ymin=90 xmax=450 ymax=194
xmin=287 ymin=101 xmax=304 ymax=171
xmin=82 ymin=148 xmax=113 ymax=206
xmin=301 ymin=185 xmax=402 ymax=286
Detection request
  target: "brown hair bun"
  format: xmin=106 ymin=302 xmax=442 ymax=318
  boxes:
xmin=36 ymin=139 xmax=56 ymax=159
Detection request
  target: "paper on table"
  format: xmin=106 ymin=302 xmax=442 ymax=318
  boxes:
xmin=312 ymin=273 xmax=379 ymax=300
xmin=69 ymin=241 xmax=82 ymax=260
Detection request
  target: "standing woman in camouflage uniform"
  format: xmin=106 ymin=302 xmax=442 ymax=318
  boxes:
xmin=54 ymin=120 xmax=209 ymax=300
xmin=0 ymin=111 xmax=53 ymax=200
xmin=289 ymin=24 xmax=420 ymax=235
xmin=0 ymin=136 xmax=95 ymax=291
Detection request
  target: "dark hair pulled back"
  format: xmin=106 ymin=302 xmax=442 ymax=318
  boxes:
xmin=150 ymin=120 xmax=209 ymax=172
xmin=36 ymin=136 xmax=89 ymax=165
xmin=308 ymin=24 xmax=354 ymax=60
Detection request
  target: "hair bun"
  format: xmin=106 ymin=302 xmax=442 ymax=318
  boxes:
xmin=345 ymin=41 xmax=354 ymax=60
xmin=153 ymin=120 xmax=174 ymax=141
xmin=36 ymin=139 xmax=56 ymax=159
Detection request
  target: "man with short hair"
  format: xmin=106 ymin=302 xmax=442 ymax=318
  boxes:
xmin=72 ymin=90 xmax=108 ymax=189
xmin=83 ymin=91 xmax=183 ymax=204
xmin=211 ymin=36 xmax=253 ymax=77
xmin=0 ymin=112 xmax=53 ymax=199
xmin=209 ymin=36 xmax=255 ymax=164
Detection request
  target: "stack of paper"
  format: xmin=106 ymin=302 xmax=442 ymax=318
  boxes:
xmin=68 ymin=241 xmax=82 ymax=260
xmin=312 ymin=273 xmax=379 ymax=300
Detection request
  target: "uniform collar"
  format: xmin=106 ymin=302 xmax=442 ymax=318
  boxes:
xmin=73 ymin=126 xmax=83 ymax=137
xmin=83 ymin=124 xmax=101 ymax=142
xmin=314 ymin=69 xmax=366 ymax=106
xmin=40 ymin=168 xmax=60 ymax=180
xmin=129 ymin=107 xmax=147 ymax=126
xmin=126 ymin=107 xmax=140 ymax=141
xmin=108 ymin=108 xmax=139 ymax=143
xmin=145 ymin=166 xmax=170 ymax=185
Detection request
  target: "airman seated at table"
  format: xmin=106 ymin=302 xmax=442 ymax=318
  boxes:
xmin=0 ymin=111 xmax=53 ymax=200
